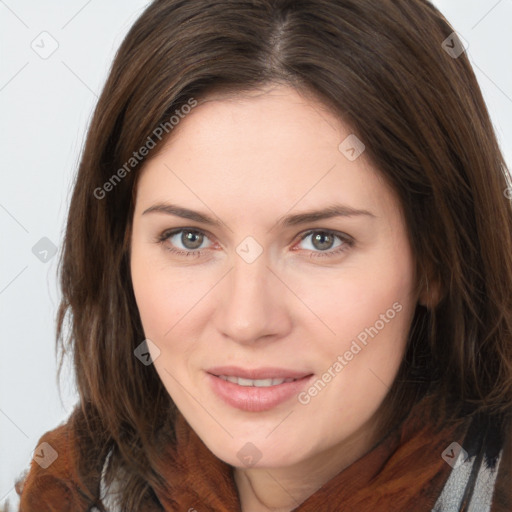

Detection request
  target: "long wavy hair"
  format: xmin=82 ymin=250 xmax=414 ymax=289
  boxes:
xmin=39 ymin=0 xmax=512 ymax=509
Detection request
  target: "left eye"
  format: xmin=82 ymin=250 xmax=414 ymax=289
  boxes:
xmin=297 ymin=230 xmax=345 ymax=252
xmin=163 ymin=229 xmax=213 ymax=251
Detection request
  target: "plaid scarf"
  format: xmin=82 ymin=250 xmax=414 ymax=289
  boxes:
xmin=98 ymin=395 xmax=511 ymax=511
xmin=18 ymin=394 xmax=511 ymax=511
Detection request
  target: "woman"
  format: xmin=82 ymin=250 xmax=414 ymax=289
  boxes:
xmin=15 ymin=0 xmax=512 ymax=510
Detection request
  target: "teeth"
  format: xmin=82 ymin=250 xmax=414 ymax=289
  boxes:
xmin=218 ymin=376 xmax=297 ymax=387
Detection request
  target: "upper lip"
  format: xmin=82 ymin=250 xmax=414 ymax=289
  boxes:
xmin=207 ymin=366 xmax=312 ymax=380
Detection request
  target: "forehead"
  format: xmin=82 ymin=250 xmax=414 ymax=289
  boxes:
xmin=134 ymin=84 xmax=397 ymax=223
xmin=167 ymin=84 xmax=346 ymax=155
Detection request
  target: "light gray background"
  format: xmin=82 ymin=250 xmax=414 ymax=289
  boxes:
xmin=1 ymin=0 xmax=511 ymax=508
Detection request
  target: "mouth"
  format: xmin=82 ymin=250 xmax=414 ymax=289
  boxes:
xmin=206 ymin=366 xmax=314 ymax=412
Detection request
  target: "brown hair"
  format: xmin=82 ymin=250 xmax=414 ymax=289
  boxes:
xmin=33 ymin=0 xmax=512 ymax=509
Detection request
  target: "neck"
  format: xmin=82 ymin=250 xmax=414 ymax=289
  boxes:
xmin=233 ymin=415 xmax=382 ymax=512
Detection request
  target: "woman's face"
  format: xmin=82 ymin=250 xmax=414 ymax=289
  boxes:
xmin=130 ymin=84 xmax=420 ymax=470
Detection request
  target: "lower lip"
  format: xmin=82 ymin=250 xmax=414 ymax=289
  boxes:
xmin=206 ymin=373 xmax=314 ymax=412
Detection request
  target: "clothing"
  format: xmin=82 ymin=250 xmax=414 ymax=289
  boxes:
xmin=16 ymin=393 xmax=512 ymax=511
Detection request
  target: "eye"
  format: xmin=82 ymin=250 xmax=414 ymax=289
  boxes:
xmin=157 ymin=228 xmax=214 ymax=256
xmin=294 ymin=230 xmax=353 ymax=258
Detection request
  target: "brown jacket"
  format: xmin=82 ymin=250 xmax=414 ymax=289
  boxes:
xmin=16 ymin=394 xmax=512 ymax=511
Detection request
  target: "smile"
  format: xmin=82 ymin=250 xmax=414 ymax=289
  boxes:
xmin=206 ymin=367 xmax=314 ymax=412
xmin=217 ymin=376 xmax=299 ymax=387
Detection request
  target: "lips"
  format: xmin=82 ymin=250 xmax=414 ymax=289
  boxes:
xmin=206 ymin=366 xmax=314 ymax=412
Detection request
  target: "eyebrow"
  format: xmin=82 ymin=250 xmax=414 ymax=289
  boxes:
xmin=142 ymin=202 xmax=375 ymax=228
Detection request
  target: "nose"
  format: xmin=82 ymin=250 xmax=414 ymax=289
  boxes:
xmin=213 ymin=254 xmax=293 ymax=346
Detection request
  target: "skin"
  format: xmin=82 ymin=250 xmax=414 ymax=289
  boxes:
xmin=129 ymin=84 xmax=427 ymax=511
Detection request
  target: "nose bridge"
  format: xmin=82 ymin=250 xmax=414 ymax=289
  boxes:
xmin=215 ymin=245 xmax=290 ymax=343
xmin=230 ymin=234 xmax=271 ymax=302
xmin=232 ymin=251 xmax=269 ymax=299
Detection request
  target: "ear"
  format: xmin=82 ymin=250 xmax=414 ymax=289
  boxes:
xmin=418 ymin=270 xmax=443 ymax=309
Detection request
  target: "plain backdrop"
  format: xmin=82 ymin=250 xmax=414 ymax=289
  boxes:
xmin=1 ymin=0 xmax=511 ymax=508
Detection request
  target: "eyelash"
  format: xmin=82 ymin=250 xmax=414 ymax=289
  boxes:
xmin=155 ymin=228 xmax=354 ymax=259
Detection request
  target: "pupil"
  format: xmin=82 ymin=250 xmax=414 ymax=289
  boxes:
xmin=313 ymin=232 xmax=333 ymax=251
xmin=182 ymin=230 xmax=202 ymax=249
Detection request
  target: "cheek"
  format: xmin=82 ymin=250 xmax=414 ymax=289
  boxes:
xmin=130 ymin=238 xmax=180 ymax=341
xmin=303 ymin=236 xmax=417 ymax=374
xmin=130 ymin=242 xmax=214 ymax=352
xmin=132 ymin=270 xmax=194 ymax=342
xmin=305 ymin=264 xmax=415 ymax=346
